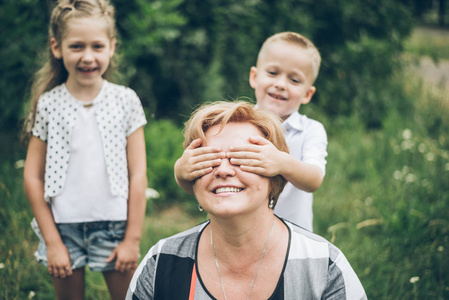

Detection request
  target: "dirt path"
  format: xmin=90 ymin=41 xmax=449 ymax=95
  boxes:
xmin=417 ymin=56 xmax=449 ymax=89
xmin=411 ymin=27 xmax=449 ymax=89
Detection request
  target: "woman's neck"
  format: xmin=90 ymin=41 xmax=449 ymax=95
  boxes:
xmin=198 ymin=214 xmax=289 ymax=300
xmin=209 ymin=212 xmax=277 ymax=255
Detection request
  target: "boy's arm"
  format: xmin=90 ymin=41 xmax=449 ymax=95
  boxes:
xmin=228 ymin=136 xmax=324 ymax=192
xmin=108 ymin=127 xmax=147 ymax=272
xmin=24 ymin=136 xmax=73 ymax=278
xmin=174 ymin=138 xmax=225 ymax=194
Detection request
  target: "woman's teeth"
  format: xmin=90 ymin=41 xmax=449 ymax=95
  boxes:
xmin=214 ymin=187 xmax=242 ymax=194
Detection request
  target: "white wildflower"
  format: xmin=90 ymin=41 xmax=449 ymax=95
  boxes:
xmin=14 ymin=159 xmax=26 ymax=169
xmin=425 ymin=153 xmax=435 ymax=162
xmin=402 ymin=129 xmax=412 ymax=140
xmin=401 ymin=140 xmax=413 ymax=150
xmin=421 ymin=179 xmax=430 ymax=188
xmin=28 ymin=291 xmax=36 ymax=299
xmin=437 ymin=246 xmax=444 ymax=252
xmin=410 ymin=276 xmax=419 ymax=284
xmin=402 ymin=165 xmax=410 ymax=174
xmin=0 ymin=263 xmax=4 ymax=269
xmin=418 ymin=143 xmax=427 ymax=153
xmin=145 ymin=188 xmax=160 ymax=200
xmin=393 ymin=170 xmax=402 ymax=180
xmin=405 ymin=174 xmax=416 ymax=183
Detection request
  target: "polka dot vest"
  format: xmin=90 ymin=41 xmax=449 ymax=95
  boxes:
xmin=32 ymin=81 xmax=147 ymax=201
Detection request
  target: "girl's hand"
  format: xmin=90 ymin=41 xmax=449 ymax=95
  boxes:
xmin=106 ymin=239 xmax=140 ymax=272
xmin=46 ymin=241 xmax=73 ymax=278
xmin=227 ymin=136 xmax=287 ymax=177
xmin=175 ymin=138 xmax=225 ymax=181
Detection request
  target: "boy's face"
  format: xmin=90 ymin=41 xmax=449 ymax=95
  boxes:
xmin=250 ymin=40 xmax=316 ymax=121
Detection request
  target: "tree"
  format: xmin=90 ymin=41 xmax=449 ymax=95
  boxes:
xmin=0 ymin=0 xmax=415 ymax=133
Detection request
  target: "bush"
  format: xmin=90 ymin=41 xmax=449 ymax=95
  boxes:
xmin=145 ymin=118 xmax=197 ymax=211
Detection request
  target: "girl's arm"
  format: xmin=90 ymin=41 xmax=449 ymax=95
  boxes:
xmin=107 ymin=126 xmax=147 ymax=272
xmin=24 ymin=136 xmax=73 ymax=278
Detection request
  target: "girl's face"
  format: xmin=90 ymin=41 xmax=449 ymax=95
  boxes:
xmin=51 ymin=17 xmax=115 ymax=96
xmin=193 ymin=122 xmax=271 ymax=220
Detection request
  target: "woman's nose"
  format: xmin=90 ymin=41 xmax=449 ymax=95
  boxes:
xmin=214 ymin=158 xmax=236 ymax=177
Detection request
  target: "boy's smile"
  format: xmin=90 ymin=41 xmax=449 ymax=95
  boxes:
xmin=250 ymin=40 xmax=316 ymax=121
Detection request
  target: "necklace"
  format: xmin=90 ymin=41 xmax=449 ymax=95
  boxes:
xmin=210 ymin=218 xmax=276 ymax=300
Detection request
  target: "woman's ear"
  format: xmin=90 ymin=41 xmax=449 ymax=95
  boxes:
xmin=50 ymin=38 xmax=62 ymax=59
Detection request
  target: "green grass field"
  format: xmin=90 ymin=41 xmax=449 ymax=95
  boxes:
xmin=1 ymin=27 xmax=448 ymax=299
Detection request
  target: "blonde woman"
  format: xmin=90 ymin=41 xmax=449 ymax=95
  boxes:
xmin=128 ymin=101 xmax=366 ymax=300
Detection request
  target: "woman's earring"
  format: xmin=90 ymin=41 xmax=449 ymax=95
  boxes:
xmin=198 ymin=204 xmax=204 ymax=212
xmin=268 ymin=198 xmax=275 ymax=209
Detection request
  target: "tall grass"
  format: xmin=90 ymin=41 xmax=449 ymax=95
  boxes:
xmin=1 ymin=28 xmax=448 ymax=299
xmin=313 ymin=72 xmax=449 ymax=298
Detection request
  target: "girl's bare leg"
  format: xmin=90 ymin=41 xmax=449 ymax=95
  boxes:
xmin=103 ymin=269 xmax=135 ymax=300
xmin=52 ymin=268 xmax=85 ymax=300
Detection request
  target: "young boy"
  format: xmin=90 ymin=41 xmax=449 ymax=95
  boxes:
xmin=174 ymin=32 xmax=327 ymax=231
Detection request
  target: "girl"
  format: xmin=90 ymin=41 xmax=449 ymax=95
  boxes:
xmin=23 ymin=1 xmax=147 ymax=299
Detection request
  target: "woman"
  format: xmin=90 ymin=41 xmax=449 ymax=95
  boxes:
xmin=127 ymin=101 xmax=366 ymax=300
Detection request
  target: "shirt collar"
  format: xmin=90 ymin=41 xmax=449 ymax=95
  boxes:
xmin=283 ymin=111 xmax=304 ymax=132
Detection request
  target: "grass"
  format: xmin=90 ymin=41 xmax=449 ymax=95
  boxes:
xmin=313 ymin=79 xmax=449 ymax=298
xmin=1 ymin=26 xmax=449 ymax=299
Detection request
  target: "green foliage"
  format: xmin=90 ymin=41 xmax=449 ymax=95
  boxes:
xmin=314 ymin=74 xmax=449 ymax=299
xmin=0 ymin=0 xmax=417 ymax=131
xmin=1 ymin=1 xmax=448 ymax=298
xmin=145 ymin=118 xmax=197 ymax=211
xmin=3 ymin=71 xmax=447 ymax=298
xmin=0 ymin=0 xmax=49 ymax=133
xmin=404 ymin=27 xmax=449 ymax=61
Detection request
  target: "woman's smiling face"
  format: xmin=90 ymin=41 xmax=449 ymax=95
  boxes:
xmin=193 ymin=122 xmax=270 ymax=219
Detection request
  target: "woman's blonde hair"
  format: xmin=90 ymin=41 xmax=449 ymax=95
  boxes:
xmin=22 ymin=0 xmax=117 ymax=142
xmin=183 ymin=100 xmax=289 ymax=204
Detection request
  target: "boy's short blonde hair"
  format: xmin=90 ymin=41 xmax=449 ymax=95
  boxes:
xmin=257 ymin=32 xmax=321 ymax=83
xmin=183 ymin=100 xmax=289 ymax=204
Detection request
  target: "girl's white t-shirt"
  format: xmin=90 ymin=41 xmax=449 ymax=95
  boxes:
xmin=51 ymin=104 xmax=127 ymax=223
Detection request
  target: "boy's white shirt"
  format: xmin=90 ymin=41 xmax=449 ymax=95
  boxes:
xmin=274 ymin=111 xmax=328 ymax=231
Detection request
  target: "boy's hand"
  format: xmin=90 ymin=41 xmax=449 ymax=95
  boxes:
xmin=228 ymin=136 xmax=287 ymax=177
xmin=47 ymin=241 xmax=73 ymax=278
xmin=107 ymin=239 xmax=140 ymax=272
xmin=175 ymin=138 xmax=225 ymax=182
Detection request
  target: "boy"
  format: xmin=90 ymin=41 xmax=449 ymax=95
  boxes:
xmin=174 ymin=32 xmax=327 ymax=231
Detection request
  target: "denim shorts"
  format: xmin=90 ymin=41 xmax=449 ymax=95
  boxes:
xmin=31 ymin=218 xmax=127 ymax=272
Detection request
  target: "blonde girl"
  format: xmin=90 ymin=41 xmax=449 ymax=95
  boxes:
xmin=23 ymin=1 xmax=147 ymax=299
